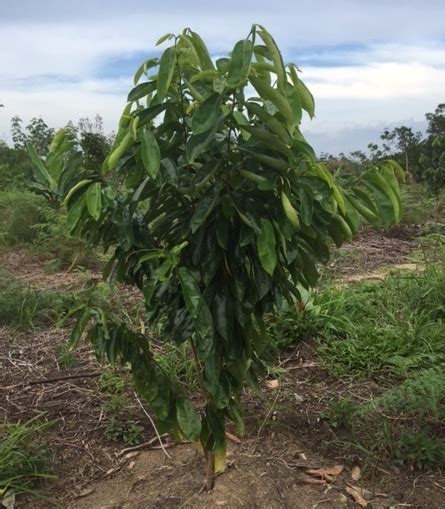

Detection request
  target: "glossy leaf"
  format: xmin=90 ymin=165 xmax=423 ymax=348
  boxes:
xmin=176 ymin=399 xmax=202 ymax=440
xmin=86 ymin=182 xmax=102 ymax=221
xmin=157 ymin=46 xmax=177 ymax=102
xmin=140 ymin=128 xmax=161 ymax=179
xmin=256 ymin=218 xmax=277 ymax=275
xmin=191 ymin=187 xmax=220 ymax=233
xmin=191 ymin=93 xmax=222 ymax=134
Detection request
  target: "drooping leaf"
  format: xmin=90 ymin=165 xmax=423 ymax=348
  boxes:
xmin=191 ymin=93 xmax=222 ymax=134
xmin=176 ymin=399 xmax=202 ymax=441
xmin=140 ymin=128 xmax=161 ymax=179
xmin=227 ymin=39 xmax=253 ymax=87
xmin=157 ymin=46 xmax=177 ymax=102
xmin=128 ymin=80 xmax=157 ymax=102
xmin=256 ymin=218 xmax=277 ymax=276
xmin=133 ymin=58 xmax=159 ymax=85
xmin=191 ymin=186 xmax=220 ymax=233
xmin=27 ymin=143 xmax=57 ymax=190
xmin=86 ymin=182 xmax=102 ymax=221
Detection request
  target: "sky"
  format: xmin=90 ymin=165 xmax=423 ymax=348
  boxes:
xmin=0 ymin=0 xmax=444 ymax=155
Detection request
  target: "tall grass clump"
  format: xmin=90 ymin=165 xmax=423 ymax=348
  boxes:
xmin=0 ymin=417 xmax=55 ymax=501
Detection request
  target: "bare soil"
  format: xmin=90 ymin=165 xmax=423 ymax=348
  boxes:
xmin=2 ymin=226 xmax=445 ymax=508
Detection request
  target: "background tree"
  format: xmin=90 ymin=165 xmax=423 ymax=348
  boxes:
xmin=418 ymin=104 xmax=445 ymax=193
xmin=29 ymin=26 xmax=403 ymax=489
xmin=11 ymin=116 xmax=55 ymax=157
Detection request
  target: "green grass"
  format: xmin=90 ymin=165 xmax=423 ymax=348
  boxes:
xmin=0 ymin=190 xmax=98 ymax=269
xmin=0 ymin=269 xmax=76 ymax=330
xmin=315 ymin=266 xmax=444 ymax=379
xmin=269 ymin=262 xmax=445 ymax=469
xmin=0 ymin=417 xmax=55 ymax=500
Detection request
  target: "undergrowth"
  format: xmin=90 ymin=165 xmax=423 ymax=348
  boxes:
xmin=0 ymin=269 xmax=75 ymax=329
xmin=270 ymin=262 xmax=445 ymax=469
xmin=0 ymin=417 xmax=55 ymax=501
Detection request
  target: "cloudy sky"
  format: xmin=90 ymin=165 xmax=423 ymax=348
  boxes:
xmin=0 ymin=0 xmax=444 ymax=154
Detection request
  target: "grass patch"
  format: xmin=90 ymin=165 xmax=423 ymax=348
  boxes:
xmin=270 ymin=263 xmax=445 ymax=469
xmin=316 ymin=266 xmax=444 ymax=379
xmin=0 ymin=417 xmax=55 ymax=501
xmin=0 ymin=269 xmax=75 ymax=330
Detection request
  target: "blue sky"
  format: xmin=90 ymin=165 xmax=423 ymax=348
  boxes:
xmin=0 ymin=0 xmax=444 ymax=154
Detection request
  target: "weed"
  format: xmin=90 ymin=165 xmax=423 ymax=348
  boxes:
xmin=104 ymin=417 xmax=144 ymax=446
xmin=98 ymin=368 xmax=126 ymax=394
xmin=154 ymin=343 xmax=197 ymax=392
xmin=56 ymin=342 xmax=77 ymax=369
xmin=322 ymin=397 xmax=358 ymax=428
xmin=394 ymin=431 xmax=445 ymax=470
xmin=104 ymin=394 xmax=131 ymax=415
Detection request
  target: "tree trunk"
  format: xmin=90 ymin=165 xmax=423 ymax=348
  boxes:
xmin=204 ymin=451 xmax=215 ymax=491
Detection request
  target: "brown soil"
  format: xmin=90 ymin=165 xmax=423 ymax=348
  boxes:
xmin=2 ymin=227 xmax=445 ymax=509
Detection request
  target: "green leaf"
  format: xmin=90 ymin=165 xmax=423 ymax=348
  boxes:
xmin=86 ymin=182 xmax=102 ymax=221
xmin=227 ymin=39 xmax=253 ymax=87
xmin=241 ymin=126 xmax=292 ymax=158
xmin=66 ymin=195 xmax=86 ymax=232
xmin=156 ymin=33 xmax=174 ymax=46
xmin=299 ymin=188 xmax=314 ymax=225
xmin=176 ymin=399 xmax=202 ymax=441
xmin=157 ymin=46 xmax=177 ymax=102
xmin=132 ymin=356 xmax=159 ymax=402
xmin=62 ymin=179 xmax=93 ymax=206
xmin=244 ymin=101 xmax=290 ymax=143
xmin=133 ymin=58 xmax=159 ymax=85
xmin=140 ymin=128 xmax=161 ymax=179
xmin=257 ymin=26 xmax=286 ymax=90
xmin=281 ymin=191 xmax=300 ymax=228
xmin=289 ymin=65 xmax=315 ymax=119
xmin=256 ymin=218 xmax=277 ymax=276
xmin=368 ymin=171 xmax=401 ymax=222
xmin=128 ymin=80 xmax=157 ymax=102
xmin=191 ymin=93 xmax=222 ymax=135
xmin=212 ymin=287 xmax=233 ymax=341
xmin=69 ymin=309 xmax=91 ymax=348
xmin=191 ymin=187 xmax=220 ymax=233
xmin=27 ymin=143 xmax=57 ymax=191
xmin=178 ymin=268 xmax=214 ymax=356
xmin=178 ymin=268 xmax=202 ymax=319
xmin=186 ymin=123 xmax=220 ymax=163
xmin=188 ymin=30 xmax=215 ymax=70
xmin=250 ymin=76 xmax=293 ymax=125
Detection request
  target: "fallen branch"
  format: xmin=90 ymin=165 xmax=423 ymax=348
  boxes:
xmin=28 ymin=371 xmax=103 ymax=385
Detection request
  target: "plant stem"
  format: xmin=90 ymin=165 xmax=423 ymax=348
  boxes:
xmin=189 ymin=337 xmax=207 ymax=396
xmin=205 ymin=451 xmax=215 ymax=491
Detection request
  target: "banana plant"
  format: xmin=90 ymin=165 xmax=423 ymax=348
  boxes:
xmin=31 ymin=26 xmax=403 ymax=489
xmin=26 ymin=129 xmax=84 ymax=208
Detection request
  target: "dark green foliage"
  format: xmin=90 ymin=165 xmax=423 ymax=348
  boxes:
xmin=394 ymin=431 xmax=445 ymax=470
xmin=31 ymin=26 xmax=403 ymax=477
xmin=104 ymin=417 xmax=144 ymax=446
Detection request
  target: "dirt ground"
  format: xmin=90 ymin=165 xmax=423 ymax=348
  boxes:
xmin=2 ymin=226 xmax=445 ymax=508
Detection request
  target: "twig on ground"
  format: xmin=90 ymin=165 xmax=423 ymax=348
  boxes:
xmin=133 ymin=391 xmax=172 ymax=459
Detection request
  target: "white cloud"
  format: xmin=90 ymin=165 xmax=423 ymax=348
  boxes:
xmin=0 ymin=0 xmax=444 ymax=152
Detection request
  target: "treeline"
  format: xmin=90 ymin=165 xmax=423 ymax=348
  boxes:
xmin=1 ymin=104 xmax=444 ymax=193
xmin=0 ymin=115 xmax=112 ymax=190
xmin=321 ymin=103 xmax=444 ymax=193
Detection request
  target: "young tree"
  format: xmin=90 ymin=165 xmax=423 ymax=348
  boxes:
xmin=29 ymin=26 xmax=403 ymax=489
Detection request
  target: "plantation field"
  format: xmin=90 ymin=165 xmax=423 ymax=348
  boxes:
xmin=1 ymin=185 xmax=444 ymax=508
